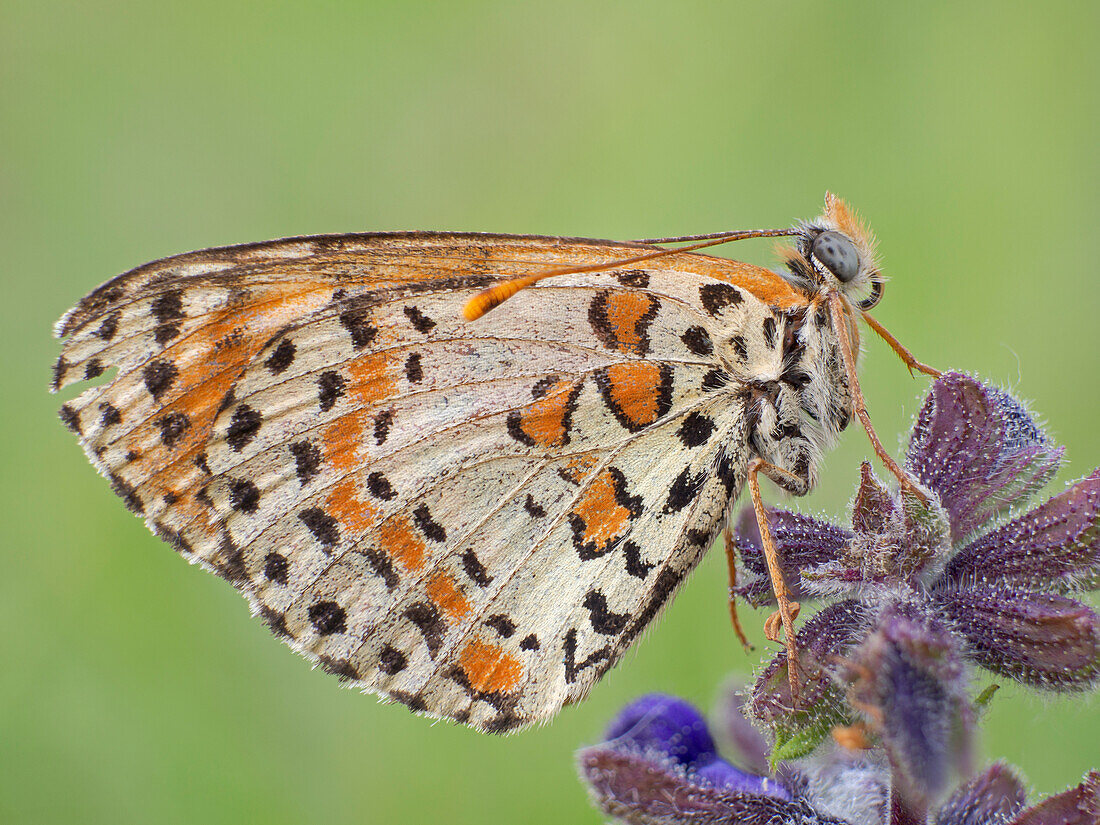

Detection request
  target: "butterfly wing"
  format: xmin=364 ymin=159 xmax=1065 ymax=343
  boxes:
xmin=54 ymin=232 xmax=803 ymax=731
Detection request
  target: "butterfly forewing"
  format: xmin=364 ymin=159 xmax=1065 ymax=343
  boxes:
xmin=55 ymin=232 xmax=808 ymax=731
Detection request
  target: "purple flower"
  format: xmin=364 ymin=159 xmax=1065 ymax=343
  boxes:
xmin=577 ymin=693 xmax=861 ymax=824
xmin=577 ymin=689 xmax=1100 ymax=824
xmin=736 ymin=373 xmax=1100 ymax=801
xmin=935 ymin=763 xmax=1100 ymax=825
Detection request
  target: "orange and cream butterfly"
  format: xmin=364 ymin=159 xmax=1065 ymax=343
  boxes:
xmin=52 ymin=194 xmax=936 ymax=732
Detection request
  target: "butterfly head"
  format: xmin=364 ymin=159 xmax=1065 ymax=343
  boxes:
xmin=781 ymin=193 xmax=884 ymax=310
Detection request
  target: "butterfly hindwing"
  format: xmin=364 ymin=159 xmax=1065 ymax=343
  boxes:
xmin=55 ymin=232 xmax=797 ymax=730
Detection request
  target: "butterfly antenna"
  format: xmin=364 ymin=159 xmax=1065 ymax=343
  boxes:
xmin=463 ymin=228 xmax=799 ymax=321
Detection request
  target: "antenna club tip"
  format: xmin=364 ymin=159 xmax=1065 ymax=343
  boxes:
xmin=462 ymin=298 xmax=486 ymax=321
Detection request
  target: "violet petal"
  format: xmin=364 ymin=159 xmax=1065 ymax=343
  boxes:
xmin=577 ymin=747 xmax=839 ymax=825
xmin=601 ymin=694 xmax=792 ymax=800
xmin=605 ymin=695 xmax=718 ymax=769
xmin=715 ymin=686 xmax=772 ymax=777
xmin=934 ymin=763 xmax=1027 ymax=825
xmin=1008 ymin=771 xmax=1100 ymax=825
xmin=944 ymin=469 xmax=1100 ymax=594
xmin=850 ymin=602 xmax=971 ymax=808
xmin=852 ymin=461 xmax=898 ymax=535
xmin=694 ymin=758 xmax=793 ymax=798
xmin=906 ymin=373 xmax=1063 ymax=539
xmin=939 ymin=587 xmax=1100 ymax=689
xmin=735 ymin=505 xmax=852 ymax=606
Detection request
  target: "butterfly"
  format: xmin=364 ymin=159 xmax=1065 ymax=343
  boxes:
xmin=52 ymin=193 xmax=936 ymax=732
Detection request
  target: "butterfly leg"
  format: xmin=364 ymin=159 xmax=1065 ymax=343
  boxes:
xmin=746 ymin=457 xmax=804 ymax=706
xmin=828 ymin=293 xmax=930 ymax=504
xmin=860 ymin=309 xmax=941 ymax=379
xmin=722 ymin=525 xmax=754 ymax=653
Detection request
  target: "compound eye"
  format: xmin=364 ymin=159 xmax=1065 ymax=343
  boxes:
xmin=812 ymin=230 xmax=860 ymax=282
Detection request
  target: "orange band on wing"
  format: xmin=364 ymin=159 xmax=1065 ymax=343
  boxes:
xmin=426 ymin=571 xmax=472 ymax=620
xmin=508 ymin=379 xmax=581 ymax=447
xmin=378 ymin=515 xmax=427 ymax=573
xmin=570 ymin=468 xmax=637 ymax=555
xmin=326 ymin=477 xmax=379 ymax=534
xmin=459 ymin=638 xmax=523 ymax=694
xmin=602 ymin=362 xmax=670 ymax=429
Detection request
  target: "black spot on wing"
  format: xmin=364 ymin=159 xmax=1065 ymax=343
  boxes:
xmin=264 ymin=339 xmax=297 ymax=374
xmin=319 ymin=656 xmax=359 ymax=682
xmin=99 ymin=402 xmax=122 ymax=428
xmin=59 ymin=404 xmax=81 ymax=435
xmin=583 ymin=590 xmax=630 ymax=635
xmin=84 ymin=359 xmax=104 ymax=379
xmin=317 ymin=370 xmax=346 ymax=411
xmin=143 ymin=360 xmax=178 ymax=399
xmin=412 ymin=503 xmax=445 ymax=542
xmin=623 ymin=541 xmax=655 ymax=579
xmin=390 ymin=690 xmax=428 ymax=713
xmin=228 ymin=478 xmax=260 ymax=513
xmin=289 ymin=440 xmax=322 ymax=484
xmin=52 ymin=357 xmax=69 ymax=391
xmin=339 ymin=307 xmax=377 ymax=349
xmin=680 ymin=325 xmax=713 ymax=356
xmin=373 ymin=409 xmax=394 ymax=444
xmin=299 ymin=507 xmax=339 ymax=547
xmin=363 ymin=547 xmax=400 ymax=589
xmin=461 ymin=549 xmax=492 ymax=587
xmin=367 ymin=471 xmax=396 ymax=500
xmin=665 ymin=467 xmax=705 ymax=513
xmin=676 ymin=412 xmax=715 ymax=447
xmin=404 ymin=353 xmax=424 ymax=383
xmin=699 ymin=283 xmax=743 ymax=316
xmin=702 ymin=369 xmax=729 ymax=391
xmin=309 ymin=601 xmax=346 ymax=636
xmin=405 ymin=602 xmax=444 ymax=656
xmin=109 ymin=472 xmax=144 ymax=514
xmin=716 ymin=449 xmax=742 ymax=496
xmin=157 ymin=412 xmax=191 ymax=448
xmin=617 ymin=269 xmax=650 ymax=287
xmin=154 ymin=324 xmax=180 ymax=345
xmin=403 ymin=305 xmax=436 ymax=333
xmin=151 ymin=290 xmax=184 ymax=325
xmin=213 ymin=535 xmax=248 ymax=584
xmin=94 ymin=313 xmax=120 ymax=341
xmin=225 ymin=405 xmax=262 ymax=452
xmin=260 ymin=606 xmax=289 ymax=637
xmin=151 ymin=291 xmax=184 ymax=344
xmin=263 ymin=552 xmax=289 ymax=584
xmin=379 ymin=644 xmax=408 ymax=675
xmin=485 ymin=615 xmax=516 ymax=638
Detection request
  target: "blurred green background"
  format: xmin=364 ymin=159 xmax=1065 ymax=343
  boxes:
xmin=2 ymin=1 xmax=1098 ymax=822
